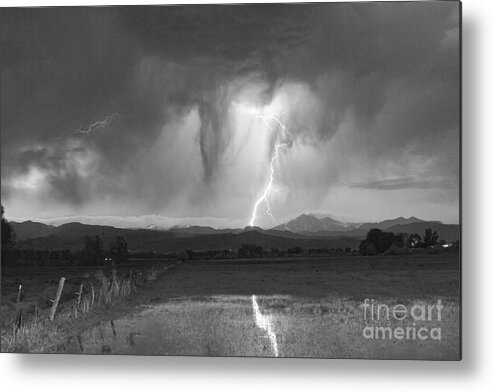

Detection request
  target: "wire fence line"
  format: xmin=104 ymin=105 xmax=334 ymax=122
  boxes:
xmin=1 ymin=260 xmax=181 ymax=352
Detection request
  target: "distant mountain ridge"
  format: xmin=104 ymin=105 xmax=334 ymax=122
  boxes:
xmin=10 ymin=214 xmax=459 ymax=252
xmin=10 ymin=220 xmax=55 ymax=240
xmin=10 ymin=221 xmax=358 ymax=253
xmin=11 ymin=214 xmax=460 ymax=241
xmin=273 ymin=214 xmax=429 ymax=233
xmin=273 ymin=214 xmax=458 ymax=242
xmin=355 ymin=216 xmax=429 ymax=232
xmin=273 ymin=214 xmax=354 ymax=232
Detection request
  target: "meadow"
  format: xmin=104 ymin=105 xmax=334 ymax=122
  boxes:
xmin=2 ymin=252 xmax=460 ymax=358
xmin=59 ymin=252 xmax=459 ymax=358
xmin=0 ymin=260 xmax=179 ymax=352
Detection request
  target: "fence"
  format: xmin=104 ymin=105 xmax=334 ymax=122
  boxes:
xmin=1 ymin=261 xmax=181 ymax=352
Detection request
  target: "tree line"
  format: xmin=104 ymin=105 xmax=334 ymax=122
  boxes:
xmin=1 ymin=205 xmax=16 ymax=267
xmin=358 ymin=227 xmax=454 ymax=255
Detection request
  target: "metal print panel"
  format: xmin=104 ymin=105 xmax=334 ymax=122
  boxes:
xmin=0 ymin=1 xmax=461 ymax=359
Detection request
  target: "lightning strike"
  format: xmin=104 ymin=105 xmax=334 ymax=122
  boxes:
xmin=55 ymin=113 xmax=120 ymax=139
xmin=249 ymin=112 xmax=290 ymax=227
xmin=73 ymin=113 xmax=120 ymax=136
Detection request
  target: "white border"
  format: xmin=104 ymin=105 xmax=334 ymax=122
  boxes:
xmin=2 ymin=0 xmax=492 ymax=390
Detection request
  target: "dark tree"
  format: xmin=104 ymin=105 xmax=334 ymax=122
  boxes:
xmin=238 ymin=244 xmax=263 ymax=258
xmin=288 ymin=246 xmax=303 ymax=255
xmin=366 ymin=229 xmax=383 ymax=249
xmin=406 ymin=233 xmax=422 ymax=248
xmin=363 ymin=228 xmax=395 ymax=254
xmin=393 ymin=233 xmax=408 ymax=248
xmin=423 ymin=228 xmax=439 ymax=247
xmin=379 ymin=231 xmax=395 ymax=253
xmin=1 ymin=205 xmax=16 ymax=248
xmin=359 ymin=239 xmax=377 ymax=255
xmin=110 ymin=236 xmax=128 ymax=264
xmin=270 ymin=248 xmax=280 ymax=257
xmin=1 ymin=205 xmax=16 ymax=266
xmin=82 ymin=235 xmax=103 ymax=265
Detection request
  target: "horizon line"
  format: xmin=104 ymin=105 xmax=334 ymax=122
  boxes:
xmin=7 ymin=213 xmax=460 ymax=230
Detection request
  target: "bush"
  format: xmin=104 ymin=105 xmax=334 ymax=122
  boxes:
xmin=384 ymin=245 xmax=412 ymax=256
xmin=238 ymin=244 xmax=263 ymax=258
xmin=359 ymin=240 xmax=377 ymax=255
xmin=364 ymin=228 xmax=395 ymax=253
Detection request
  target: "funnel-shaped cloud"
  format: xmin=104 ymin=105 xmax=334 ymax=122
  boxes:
xmin=1 ymin=3 xmax=460 ymax=226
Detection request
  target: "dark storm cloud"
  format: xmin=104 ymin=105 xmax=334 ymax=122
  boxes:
xmin=116 ymin=4 xmax=313 ymax=63
xmin=113 ymin=4 xmax=316 ymax=179
xmin=1 ymin=2 xmax=460 ymax=221
xmin=113 ymin=2 xmax=459 ymax=172
xmin=1 ymin=8 xmax=133 ymax=138
xmin=1 ymin=4 xmax=315 ymax=186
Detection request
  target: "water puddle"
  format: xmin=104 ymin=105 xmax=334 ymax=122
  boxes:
xmin=57 ymin=295 xmax=290 ymax=356
xmin=251 ymin=295 xmax=279 ymax=356
xmin=54 ymin=294 xmax=458 ymax=359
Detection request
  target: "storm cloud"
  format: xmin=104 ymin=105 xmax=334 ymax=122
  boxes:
xmin=1 ymin=2 xmax=460 ymax=227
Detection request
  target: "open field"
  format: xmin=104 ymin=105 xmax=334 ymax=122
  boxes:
xmin=156 ymin=253 xmax=460 ymax=299
xmin=60 ymin=294 xmax=459 ymax=359
xmin=2 ymin=253 xmax=460 ymax=358
xmin=64 ymin=253 xmax=459 ymax=358
xmin=0 ymin=260 xmax=179 ymax=352
xmin=1 ymin=260 xmax=174 ymax=322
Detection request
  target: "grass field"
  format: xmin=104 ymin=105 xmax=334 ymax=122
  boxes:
xmin=157 ymin=253 xmax=460 ymax=299
xmin=46 ymin=252 xmax=461 ymax=359
xmin=0 ymin=260 xmax=173 ymax=322
xmin=0 ymin=260 xmax=178 ymax=352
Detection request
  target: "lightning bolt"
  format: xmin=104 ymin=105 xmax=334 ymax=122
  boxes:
xmin=72 ymin=113 xmax=120 ymax=136
xmin=55 ymin=113 xmax=120 ymax=139
xmin=249 ymin=112 xmax=290 ymax=227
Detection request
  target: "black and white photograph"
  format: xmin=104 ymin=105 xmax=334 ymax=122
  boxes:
xmin=1 ymin=1 xmax=461 ymax=359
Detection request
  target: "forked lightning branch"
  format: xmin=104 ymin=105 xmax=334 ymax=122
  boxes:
xmin=249 ymin=111 xmax=290 ymax=227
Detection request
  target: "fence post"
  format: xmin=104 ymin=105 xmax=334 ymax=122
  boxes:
xmin=90 ymin=283 xmax=95 ymax=311
xmin=76 ymin=283 xmax=84 ymax=307
xmin=14 ymin=284 xmax=22 ymax=327
xmin=15 ymin=284 xmax=22 ymax=316
xmin=49 ymin=277 xmax=65 ymax=321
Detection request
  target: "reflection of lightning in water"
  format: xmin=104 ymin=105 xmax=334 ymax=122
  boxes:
xmin=251 ymin=295 xmax=279 ymax=357
xmin=55 ymin=113 xmax=120 ymax=139
xmin=249 ymin=112 xmax=290 ymax=227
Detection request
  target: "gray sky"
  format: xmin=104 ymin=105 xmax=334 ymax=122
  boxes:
xmin=0 ymin=2 xmax=460 ymax=228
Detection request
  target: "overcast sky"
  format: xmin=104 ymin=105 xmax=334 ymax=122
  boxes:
xmin=0 ymin=2 xmax=460 ymax=228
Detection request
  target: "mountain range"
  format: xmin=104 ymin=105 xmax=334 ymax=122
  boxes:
xmin=10 ymin=214 xmax=459 ymax=253
xmin=273 ymin=214 xmax=459 ymax=241
xmin=274 ymin=214 xmax=428 ymax=232
xmin=10 ymin=221 xmax=358 ymax=253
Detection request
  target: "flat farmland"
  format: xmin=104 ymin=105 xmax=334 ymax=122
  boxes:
xmin=157 ymin=253 xmax=460 ymax=299
xmin=55 ymin=253 xmax=460 ymax=359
